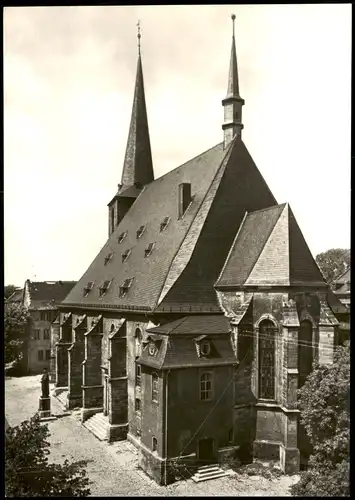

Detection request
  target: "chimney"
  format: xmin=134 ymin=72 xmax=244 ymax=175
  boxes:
xmin=178 ymin=183 xmax=191 ymax=219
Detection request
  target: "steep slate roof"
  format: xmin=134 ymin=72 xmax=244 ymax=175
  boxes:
xmin=333 ymin=267 xmax=350 ymax=293
xmin=26 ymin=280 xmax=77 ymax=309
xmin=63 ymin=134 xmax=277 ymax=312
xmin=216 ymin=203 xmax=326 ymax=288
xmin=147 ymin=315 xmax=231 ymax=335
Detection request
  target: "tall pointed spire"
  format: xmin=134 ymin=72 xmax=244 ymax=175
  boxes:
xmin=120 ymin=21 xmax=154 ymax=190
xmin=108 ymin=22 xmax=154 ymax=237
xmin=222 ymin=14 xmax=245 ymax=149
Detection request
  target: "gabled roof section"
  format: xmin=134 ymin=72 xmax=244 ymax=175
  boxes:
xmin=26 ymin=280 xmax=77 ymax=309
xmin=147 ymin=315 xmax=231 ymax=336
xmin=216 ymin=205 xmax=285 ymax=287
xmin=120 ymin=52 xmax=154 ymax=191
xmin=216 ymin=203 xmax=326 ymax=288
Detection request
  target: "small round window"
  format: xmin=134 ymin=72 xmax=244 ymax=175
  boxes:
xmin=200 ymin=341 xmax=211 ymax=356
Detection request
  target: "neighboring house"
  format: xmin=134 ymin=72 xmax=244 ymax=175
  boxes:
xmin=333 ymin=267 xmax=350 ymax=308
xmin=23 ymin=280 xmax=76 ymax=374
xmin=6 ymin=288 xmax=24 ymax=304
xmin=54 ymin=19 xmax=345 ymax=484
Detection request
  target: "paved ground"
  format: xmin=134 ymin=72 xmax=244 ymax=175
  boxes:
xmin=5 ymin=375 xmax=299 ymax=496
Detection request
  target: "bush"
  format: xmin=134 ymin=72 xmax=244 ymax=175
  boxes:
xmin=291 ymin=344 xmax=350 ymax=497
xmin=5 ymin=414 xmax=91 ymax=497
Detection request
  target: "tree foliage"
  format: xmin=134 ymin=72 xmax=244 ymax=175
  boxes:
xmin=315 ymin=248 xmax=350 ymax=285
xmin=5 ymin=414 xmax=91 ymax=497
xmin=291 ymin=344 xmax=350 ymax=497
xmin=4 ymin=302 xmax=30 ymax=365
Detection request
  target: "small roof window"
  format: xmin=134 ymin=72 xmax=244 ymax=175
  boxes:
xmin=104 ymin=252 xmax=113 ymax=265
xmin=83 ymin=281 xmax=94 ymax=297
xmin=145 ymin=242 xmax=155 ymax=258
xmin=119 ymin=277 xmax=134 ymax=298
xmin=122 ymin=248 xmax=132 ymax=262
xmin=99 ymin=280 xmax=112 ymax=297
xmin=118 ymin=231 xmax=127 ymax=244
xmin=136 ymin=225 xmax=146 ymax=239
xmin=160 ymin=217 xmax=171 ymax=232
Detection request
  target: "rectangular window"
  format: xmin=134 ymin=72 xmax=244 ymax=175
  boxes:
xmin=200 ymin=372 xmax=213 ymax=401
xmin=135 ymin=362 xmax=141 ymax=387
xmin=135 ymin=398 xmax=141 ymax=413
xmin=33 ymin=329 xmax=40 ymax=340
xmin=45 ymin=350 xmax=51 ymax=361
xmin=152 ymin=373 xmax=159 ymax=402
xmin=38 ymin=350 xmax=44 ymax=361
xmin=43 ymin=329 xmax=50 ymax=340
xmin=40 ymin=311 xmax=46 ymax=321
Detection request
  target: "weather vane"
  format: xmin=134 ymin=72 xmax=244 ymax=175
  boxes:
xmin=231 ymin=13 xmax=236 ymax=37
xmin=137 ymin=20 xmax=141 ymax=54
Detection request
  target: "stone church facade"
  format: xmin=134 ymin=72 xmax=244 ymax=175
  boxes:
xmin=54 ymin=18 xmax=346 ymax=484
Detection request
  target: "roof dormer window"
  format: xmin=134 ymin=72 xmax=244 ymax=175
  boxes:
xmin=104 ymin=252 xmax=113 ymax=265
xmin=122 ymin=249 xmax=131 ymax=262
xmin=145 ymin=242 xmax=155 ymax=258
xmin=118 ymin=231 xmax=127 ymax=244
xmin=119 ymin=277 xmax=134 ymax=298
xmin=83 ymin=281 xmax=94 ymax=297
xmin=99 ymin=280 xmax=112 ymax=297
xmin=160 ymin=217 xmax=171 ymax=232
xmin=136 ymin=225 xmax=146 ymax=239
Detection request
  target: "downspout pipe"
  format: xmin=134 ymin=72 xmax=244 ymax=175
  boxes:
xmin=164 ymin=369 xmax=170 ymax=485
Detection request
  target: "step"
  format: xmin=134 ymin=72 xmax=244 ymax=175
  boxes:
xmin=84 ymin=422 xmax=108 ymax=441
xmin=198 ymin=463 xmax=219 ymax=471
xmin=192 ymin=470 xmax=229 ymax=483
xmin=196 ymin=466 xmax=220 ymax=475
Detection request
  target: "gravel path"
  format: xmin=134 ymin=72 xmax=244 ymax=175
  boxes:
xmin=5 ymin=375 xmax=299 ymax=496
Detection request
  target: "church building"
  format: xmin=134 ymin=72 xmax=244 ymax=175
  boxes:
xmin=55 ymin=16 xmax=345 ymax=484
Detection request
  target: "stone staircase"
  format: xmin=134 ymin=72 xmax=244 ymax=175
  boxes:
xmin=191 ymin=463 xmax=230 ymax=483
xmin=54 ymin=388 xmax=68 ymax=410
xmin=83 ymin=412 xmax=109 ymax=441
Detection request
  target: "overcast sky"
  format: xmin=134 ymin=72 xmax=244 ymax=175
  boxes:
xmin=4 ymin=4 xmax=351 ymax=287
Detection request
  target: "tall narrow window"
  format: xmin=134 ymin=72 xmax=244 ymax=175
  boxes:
xmin=110 ymin=207 xmax=115 ymax=231
xmin=38 ymin=350 xmax=44 ymax=361
xmin=45 ymin=350 xmax=51 ymax=361
xmin=258 ymin=319 xmax=276 ymax=400
xmin=135 ymin=359 xmax=141 ymax=387
xmin=152 ymin=373 xmax=159 ymax=402
xmin=200 ymin=372 xmax=213 ymax=401
xmin=43 ymin=329 xmax=50 ymax=340
xmin=152 ymin=437 xmax=157 ymax=452
xmin=298 ymin=320 xmax=313 ymax=388
xmin=135 ymin=398 xmax=141 ymax=413
xmin=33 ymin=329 xmax=40 ymax=340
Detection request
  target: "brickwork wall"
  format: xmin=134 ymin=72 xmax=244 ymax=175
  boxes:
xmin=56 ymin=342 xmax=70 ymax=387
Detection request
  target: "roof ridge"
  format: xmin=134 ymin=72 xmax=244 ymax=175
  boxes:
xmin=245 ymin=202 xmax=287 ymax=217
xmin=153 ymin=142 xmax=223 ymax=184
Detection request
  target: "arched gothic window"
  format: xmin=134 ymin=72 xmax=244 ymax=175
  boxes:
xmin=298 ymin=320 xmax=313 ymax=388
xmin=258 ymin=319 xmax=277 ymax=400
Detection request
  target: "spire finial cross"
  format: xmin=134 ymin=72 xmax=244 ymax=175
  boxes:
xmin=137 ymin=20 xmax=141 ymax=54
xmin=231 ymin=14 xmax=236 ymax=37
